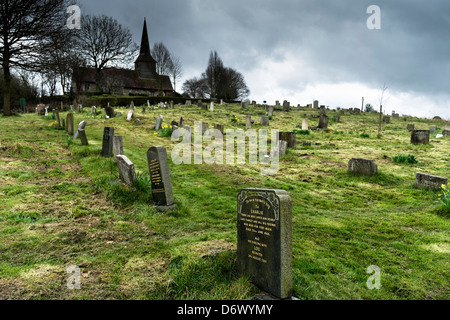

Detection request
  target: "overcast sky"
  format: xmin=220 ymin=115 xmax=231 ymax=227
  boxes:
xmin=77 ymin=0 xmax=450 ymax=120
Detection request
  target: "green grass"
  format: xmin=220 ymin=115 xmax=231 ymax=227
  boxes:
xmin=0 ymin=105 xmax=449 ymax=300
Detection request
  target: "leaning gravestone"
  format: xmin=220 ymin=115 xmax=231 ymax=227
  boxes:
xmin=78 ymin=129 xmax=88 ymax=146
xmin=116 ymin=155 xmax=137 ymax=188
xmin=415 ymin=172 xmax=448 ymax=190
xmin=155 ymin=115 xmax=163 ymax=131
xmin=66 ymin=113 xmax=74 ymax=135
xmin=101 ymin=127 xmax=114 ymax=157
xmin=73 ymin=120 xmax=87 ymax=139
xmin=348 ymin=158 xmax=377 ymax=176
xmin=237 ymin=188 xmax=293 ymax=299
xmin=147 ymin=146 xmax=175 ymax=209
xmin=411 ymin=130 xmax=430 ymax=145
xmin=113 ymin=136 xmax=123 ymax=159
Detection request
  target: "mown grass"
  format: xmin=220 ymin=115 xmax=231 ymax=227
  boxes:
xmin=0 ymin=105 xmax=449 ymax=300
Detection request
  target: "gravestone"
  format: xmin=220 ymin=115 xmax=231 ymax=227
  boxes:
xmin=318 ymin=114 xmax=328 ymax=129
xmin=116 ymin=155 xmax=137 ymax=188
xmin=429 ymin=126 xmax=436 ymax=134
xmin=214 ymin=124 xmax=224 ymax=135
xmin=383 ymin=116 xmax=390 ymax=123
xmin=237 ymin=188 xmax=293 ymax=299
xmin=101 ymin=127 xmax=114 ymax=157
xmin=185 ymin=100 xmax=192 ymax=105
xmin=392 ymin=113 xmax=399 ymax=118
xmin=55 ymin=110 xmax=61 ymax=127
xmin=179 ymin=117 xmax=184 ymax=128
xmin=283 ymin=101 xmax=290 ymax=112
xmin=113 ymin=136 xmax=123 ymax=159
xmin=127 ymin=110 xmax=134 ymax=121
xmin=411 ymin=130 xmax=430 ymax=145
xmin=210 ymin=102 xmax=214 ymax=112
xmin=407 ymin=124 xmax=415 ymax=132
xmin=105 ymin=106 xmax=115 ymax=118
xmin=200 ymin=122 xmax=209 ymax=135
xmin=147 ymin=146 xmax=175 ymax=207
xmin=170 ymin=100 xmax=174 ymax=109
xmin=348 ymin=158 xmax=377 ymax=176
xmin=415 ymin=172 xmax=448 ymax=190
xmin=66 ymin=113 xmax=74 ymax=135
xmin=278 ymin=140 xmax=288 ymax=156
xmin=443 ymin=125 xmax=450 ymax=136
xmin=313 ymin=100 xmax=319 ymax=109
xmin=246 ymin=115 xmax=252 ymax=129
xmin=73 ymin=120 xmax=87 ymax=139
xmin=155 ymin=115 xmax=163 ymax=131
xmin=268 ymin=106 xmax=274 ymax=117
xmin=78 ymin=129 xmax=88 ymax=146
xmin=44 ymin=106 xmax=49 ymax=117
xmin=278 ymin=132 xmax=296 ymax=149
xmin=261 ymin=116 xmax=269 ymax=126
xmin=302 ymin=119 xmax=309 ymax=130
xmin=275 ymin=101 xmax=280 ymax=106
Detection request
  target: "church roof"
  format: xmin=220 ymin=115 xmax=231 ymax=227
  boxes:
xmin=75 ymin=67 xmax=173 ymax=91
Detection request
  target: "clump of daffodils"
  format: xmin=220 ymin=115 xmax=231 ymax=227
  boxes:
xmin=230 ymin=115 xmax=238 ymax=123
xmin=438 ymin=183 xmax=450 ymax=213
xmin=157 ymin=124 xmax=173 ymax=137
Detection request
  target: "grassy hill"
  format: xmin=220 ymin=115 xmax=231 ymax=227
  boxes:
xmin=0 ymin=103 xmax=448 ymax=300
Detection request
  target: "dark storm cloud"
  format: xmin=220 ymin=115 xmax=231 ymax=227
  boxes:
xmin=77 ymin=0 xmax=450 ymax=102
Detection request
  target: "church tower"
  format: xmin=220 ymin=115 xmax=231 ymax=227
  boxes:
xmin=135 ymin=18 xmax=157 ymax=79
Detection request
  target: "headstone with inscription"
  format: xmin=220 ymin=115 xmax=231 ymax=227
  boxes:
xmin=237 ymin=188 xmax=293 ymax=299
xmin=147 ymin=146 xmax=175 ymax=208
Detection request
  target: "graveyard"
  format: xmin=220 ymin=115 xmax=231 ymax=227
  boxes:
xmin=0 ymin=102 xmax=449 ymax=300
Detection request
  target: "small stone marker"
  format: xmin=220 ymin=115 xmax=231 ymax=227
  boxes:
xmin=237 ymin=188 xmax=293 ymax=299
xmin=415 ymin=172 xmax=448 ymax=190
xmin=302 ymin=119 xmax=309 ymax=130
xmin=407 ymin=124 xmax=415 ymax=132
xmin=73 ymin=120 xmax=87 ymax=139
xmin=348 ymin=158 xmax=377 ymax=176
xmin=113 ymin=136 xmax=123 ymax=159
xmin=411 ymin=130 xmax=430 ymax=145
xmin=101 ymin=127 xmax=114 ymax=157
xmin=116 ymin=155 xmax=137 ymax=188
xmin=155 ymin=115 xmax=163 ymax=131
xmin=78 ymin=129 xmax=88 ymax=146
xmin=66 ymin=113 xmax=74 ymax=135
xmin=147 ymin=146 xmax=175 ymax=208
xmin=210 ymin=102 xmax=214 ymax=112
xmin=278 ymin=140 xmax=288 ymax=156
xmin=261 ymin=116 xmax=269 ymax=126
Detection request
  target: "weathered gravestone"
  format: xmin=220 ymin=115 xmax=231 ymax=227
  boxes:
xmin=278 ymin=132 xmax=296 ymax=149
xmin=429 ymin=126 xmax=436 ymax=134
xmin=407 ymin=124 xmax=415 ymax=132
xmin=283 ymin=101 xmax=290 ymax=112
xmin=73 ymin=120 xmax=87 ymax=139
xmin=318 ymin=114 xmax=328 ymax=129
xmin=268 ymin=106 xmax=274 ymax=117
xmin=261 ymin=116 xmax=269 ymax=126
xmin=383 ymin=116 xmax=390 ymax=123
xmin=246 ymin=116 xmax=252 ymax=129
xmin=113 ymin=136 xmax=123 ymax=159
xmin=105 ymin=106 xmax=115 ymax=118
xmin=155 ymin=115 xmax=163 ymax=131
xmin=78 ymin=129 xmax=88 ymax=146
xmin=348 ymin=158 xmax=377 ymax=176
xmin=415 ymin=172 xmax=448 ymax=190
xmin=313 ymin=100 xmax=319 ymax=109
xmin=55 ymin=110 xmax=61 ymax=127
xmin=278 ymin=140 xmax=288 ymax=156
xmin=237 ymin=188 xmax=293 ymax=299
xmin=66 ymin=113 xmax=74 ymax=135
xmin=147 ymin=146 xmax=175 ymax=209
xmin=179 ymin=117 xmax=184 ymax=128
xmin=302 ymin=118 xmax=309 ymax=130
xmin=411 ymin=130 xmax=430 ymax=145
xmin=116 ymin=155 xmax=137 ymax=188
xmin=101 ymin=127 xmax=114 ymax=157
xmin=127 ymin=110 xmax=134 ymax=121
xmin=443 ymin=125 xmax=450 ymax=136
xmin=210 ymin=102 xmax=214 ymax=112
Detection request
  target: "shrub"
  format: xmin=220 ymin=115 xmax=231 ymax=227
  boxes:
xmin=392 ymin=154 xmax=418 ymax=165
xmin=293 ymin=129 xmax=310 ymax=135
xmin=360 ymin=133 xmax=370 ymax=138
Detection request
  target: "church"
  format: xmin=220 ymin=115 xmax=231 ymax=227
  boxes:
xmin=72 ymin=19 xmax=174 ymax=96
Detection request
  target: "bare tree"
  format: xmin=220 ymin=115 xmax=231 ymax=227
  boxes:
xmin=0 ymin=0 xmax=69 ymax=115
xmin=152 ymin=42 xmax=173 ymax=76
xmin=169 ymin=53 xmax=183 ymax=93
xmin=75 ymin=14 xmax=138 ymax=92
xmin=182 ymin=76 xmax=208 ymax=99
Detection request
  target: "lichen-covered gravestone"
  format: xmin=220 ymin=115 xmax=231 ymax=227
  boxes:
xmin=415 ymin=172 xmax=447 ymax=190
xmin=348 ymin=158 xmax=377 ymax=176
xmin=237 ymin=188 xmax=293 ymax=299
xmin=78 ymin=129 xmax=88 ymax=146
xmin=278 ymin=132 xmax=296 ymax=149
xmin=411 ymin=130 xmax=430 ymax=145
xmin=116 ymin=155 xmax=137 ymax=188
xmin=147 ymin=146 xmax=175 ymax=210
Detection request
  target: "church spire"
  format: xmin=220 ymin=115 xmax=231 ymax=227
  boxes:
xmin=135 ymin=18 xmax=157 ymax=79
